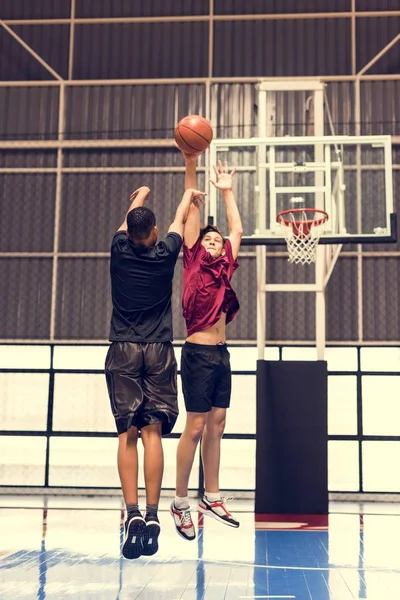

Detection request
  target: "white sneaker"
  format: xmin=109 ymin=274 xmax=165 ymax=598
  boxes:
xmin=170 ymin=502 xmax=196 ymax=540
xmin=198 ymin=496 xmax=240 ymax=528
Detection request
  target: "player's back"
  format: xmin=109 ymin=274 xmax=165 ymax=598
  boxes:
xmin=109 ymin=231 xmax=182 ymax=342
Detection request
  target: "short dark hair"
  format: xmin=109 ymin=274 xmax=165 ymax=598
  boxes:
xmin=200 ymin=224 xmax=225 ymax=243
xmin=127 ymin=207 xmax=156 ymax=240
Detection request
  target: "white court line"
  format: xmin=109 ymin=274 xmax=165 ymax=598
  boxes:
xmin=238 ymin=596 xmax=296 ymax=599
xmin=199 ymin=558 xmax=400 ymax=573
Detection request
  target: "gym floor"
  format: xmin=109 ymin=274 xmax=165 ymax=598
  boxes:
xmin=1 ymin=496 xmax=399 ymax=599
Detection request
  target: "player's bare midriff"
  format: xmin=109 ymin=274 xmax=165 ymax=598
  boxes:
xmin=186 ymin=313 xmax=227 ymax=345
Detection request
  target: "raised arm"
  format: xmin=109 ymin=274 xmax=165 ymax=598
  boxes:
xmin=210 ymin=161 xmax=243 ymax=259
xmin=117 ymin=186 xmax=151 ymax=232
xmin=168 ymin=188 xmax=206 ymax=239
xmin=177 ymin=148 xmax=202 ymax=249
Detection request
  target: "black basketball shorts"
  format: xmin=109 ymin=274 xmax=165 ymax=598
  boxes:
xmin=180 ymin=341 xmax=231 ymax=413
xmin=105 ymin=341 xmax=178 ymax=436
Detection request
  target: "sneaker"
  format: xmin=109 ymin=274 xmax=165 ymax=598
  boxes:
xmin=122 ymin=514 xmax=146 ymax=559
xmin=198 ymin=496 xmax=240 ymax=528
xmin=142 ymin=514 xmax=161 ymax=556
xmin=170 ymin=502 xmax=196 ymax=541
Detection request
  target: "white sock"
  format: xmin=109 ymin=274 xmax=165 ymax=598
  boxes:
xmin=205 ymin=491 xmax=221 ymax=502
xmin=174 ymin=495 xmax=189 ymax=509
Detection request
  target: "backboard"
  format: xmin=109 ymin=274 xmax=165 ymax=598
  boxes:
xmin=208 ymin=135 xmax=396 ymax=245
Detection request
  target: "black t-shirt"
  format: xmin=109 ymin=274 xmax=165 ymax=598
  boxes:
xmin=109 ymin=231 xmax=182 ymax=342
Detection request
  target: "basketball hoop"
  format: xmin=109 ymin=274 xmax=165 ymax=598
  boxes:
xmin=277 ymin=208 xmax=329 ymax=265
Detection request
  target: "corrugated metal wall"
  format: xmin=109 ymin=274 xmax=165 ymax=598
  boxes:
xmin=356 ymin=17 xmax=400 ymax=74
xmin=0 ymin=174 xmax=56 ymax=251
xmin=0 ymin=258 xmax=53 ymax=338
xmin=214 ymin=0 xmax=352 ymax=13
xmin=75 ymin=0 xmax=210 ymax=18
xmin=0 ymin=2 xmax=399 ymax=342
xmin=73 ymin=23 xmax=209 ymax=80
xmin=0 ymin=26 xmax=69 ymax=81
xmin=65 ymin=85 xmax=206 ymax=139
xmin=213 ymin=19 xmax=352 ymax=77
xmin=0 ymin=87 xmax=59 ymax=139
xmin=1 ymin=3 xmax=398 ymax=80
xmin=0 ymin=0 xmax=70 ymax=20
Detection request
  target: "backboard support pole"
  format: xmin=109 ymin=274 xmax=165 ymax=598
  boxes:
xmin=257 ymin=80 xmax=328 ymax=360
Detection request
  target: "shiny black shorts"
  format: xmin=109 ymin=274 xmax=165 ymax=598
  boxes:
xmin=105 ymin=341 xmax=178 ymax=436
xmin=180 ymin=342 xmax=231 ymax=413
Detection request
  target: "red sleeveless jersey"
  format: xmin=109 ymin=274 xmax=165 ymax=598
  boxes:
xmin=182 ymin=237 xmax=240 ymax=337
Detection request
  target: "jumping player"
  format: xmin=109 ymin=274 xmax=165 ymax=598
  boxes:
xmin=105 ymin=184 xmax=205 ymax=558
xmin=171 ymin=154 xmax=243 ymax=540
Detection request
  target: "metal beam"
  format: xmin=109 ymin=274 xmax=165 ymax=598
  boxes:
xmin=264 ymin=284 xmax=321 ymax=292
xmin=259 ymin=80 xmax=325 ymax=92
xmin=0 ymin=164 xmax=396 ymax=174
xmin=208 ymin=0 xmax=214 ymax=79
xmin=0 ymin=139 xmax=176 ymax=149
xmin=0 ymin=167 xmax=206 ymax=174
xmin=0 ymin=134 xmax=397 ymax=152
xmin=0 ymin=20 xmax=63 ymax=81
xmin=2 ymin=11 xmax=400 ymax=25
xmin=1 ymin=339 xmax=400 ymax=346
xmin=2 ymin=250 xmax=399 ymax=258
xmin=351 ymin=0 xmax=356 ymax=75
xmin=0 ymin=74 xmax=400 ymax=87
xmin=211 ymin=134 xmax=393 ymax=146
xmin=49 ymin=83 xmax=65 ymax=341
xmin=358 ymin=32 xmax=400 ymax=75
xmin=68 ymin=0 xmax=76 ymax=80
xmin=3 ymin=338 xmax=400 ymax=346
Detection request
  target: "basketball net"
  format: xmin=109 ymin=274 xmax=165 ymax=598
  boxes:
xmin=277 ymin=210 xmax=328 ymax=265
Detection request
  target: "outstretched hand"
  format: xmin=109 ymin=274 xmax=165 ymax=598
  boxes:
xmin=130 ymin=186 xmax=150 ymax=202
xmin=210 ymin=160 xmax=236 ymax=191
xmin=174 ymin=141 xmax=202 ymax=163
xmin=186 ymin=188 xmax=206 ymax=207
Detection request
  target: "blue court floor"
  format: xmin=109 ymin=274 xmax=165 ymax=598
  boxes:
xmin=1 ymin=496 xmax=400 ymax=600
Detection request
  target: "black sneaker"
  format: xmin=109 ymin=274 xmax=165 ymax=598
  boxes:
xmin=198 ymin=496 xmax=240 ymax=528
xmin=122 ymin=514 xmax=146 ymax=559
xmin=142 ymin=514 xmax=161 ymax=556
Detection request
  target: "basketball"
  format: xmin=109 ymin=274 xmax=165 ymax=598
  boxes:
xmin=174 ymin=115 xmax=213 ymax=155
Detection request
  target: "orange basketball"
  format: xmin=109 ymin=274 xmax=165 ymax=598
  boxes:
xmin=174 ymin=115 xmax=213 ymax=155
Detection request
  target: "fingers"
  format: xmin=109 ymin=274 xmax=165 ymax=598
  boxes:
xmin=217 ymin=159 xmax=227 ymax=173
xmin=230 ymin=168 xmax=237 ymax=177
xmin=174 ymin=142 xmax=200 ymax=163
xmin=191 ymin=188 xmax=206 ymax=207
xmin=215 ymin=160 xmax=232 ymax=174
xmin=130 ymin=186 xmax=150 ymax=199
xmin=193 ymin=195 xmax=205 ymax=206
xmin=186 ymin=188 xmax=206 ymax=196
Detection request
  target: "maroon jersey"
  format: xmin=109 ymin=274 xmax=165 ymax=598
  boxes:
xmin=182 ymin=237 xmax=240 ymax=337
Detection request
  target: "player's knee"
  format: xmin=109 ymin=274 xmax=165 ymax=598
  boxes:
xmin=185 ymin=418 xmax=206 ymax=443
xmin=216 ymin=418 xmax=226 ymax=437
xmin=192 ymin=425 xmax=206 ymax=444
xmin=141 ymin=423 xmax=162 ymax=443
xmin=209 ymin=417 xmax=226 ymax=438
